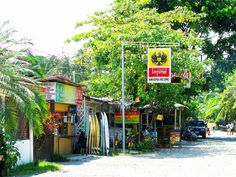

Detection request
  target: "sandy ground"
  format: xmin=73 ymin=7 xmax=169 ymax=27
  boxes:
xmin=25 ymin=131 xmax=236 ymax=177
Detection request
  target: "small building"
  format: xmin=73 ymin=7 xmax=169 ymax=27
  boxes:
xmin=140 ymin=103 xmax=187 ymax=147
xmin=35 ymin=75 xmax=85 ymax=159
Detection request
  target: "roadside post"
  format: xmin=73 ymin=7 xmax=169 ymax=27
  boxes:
xmin=121 ymin=41 xmax=179 ymax=153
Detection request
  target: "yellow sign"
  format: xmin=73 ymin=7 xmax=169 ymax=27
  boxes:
xmin=148 ymin=48 xmax=171 ymax=83
xmin=156 ymin=114 xmax=163 ymax=121
xmin=148 ymin=48 xmax=171 ymax=67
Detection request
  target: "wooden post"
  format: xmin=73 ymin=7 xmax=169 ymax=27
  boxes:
xmin=179 ymin=109 xmax=181 ymax=130
xmin=174 ymin=109 xmax=177 ymax=130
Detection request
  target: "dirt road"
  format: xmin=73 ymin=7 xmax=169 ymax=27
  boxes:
xmin=28 ymin=131 xmax=236 ymax=177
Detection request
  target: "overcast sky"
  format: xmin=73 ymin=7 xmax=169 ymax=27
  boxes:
xmin=0 ymin=0 xmax=113 ymax=56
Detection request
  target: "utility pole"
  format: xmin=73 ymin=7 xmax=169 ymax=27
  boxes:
xmin=121 ymin=41 xmax=125 ymax=153
xmin=121 ymin=41 xmax=179 ymax=153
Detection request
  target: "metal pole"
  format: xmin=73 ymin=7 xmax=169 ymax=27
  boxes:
xmin=120 ymin=41 xmax=178 ymax=152
xmin=121 ymin=41 xmax=125 ymax=153
xmin=174 ymin=109 xmax=177 ymax=130
xmin=72 ymin=71 xmax=76 ymax=82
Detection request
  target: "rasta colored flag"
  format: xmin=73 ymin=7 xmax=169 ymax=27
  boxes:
xmin=147 ymin=48 xmax=171 ymax=83
xmin=115 ymin=111 xmax=139 ymax=124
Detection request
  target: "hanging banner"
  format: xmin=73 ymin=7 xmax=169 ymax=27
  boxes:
xmin=171 ymin=70 xmax=191 ymax=88
xmin=147 ymin=48 xmax=171 ymax=83
xmin=115 ymin=111 xmax=139 ymax=124
xmin=184 ymin=70 xmax=191 ymax=88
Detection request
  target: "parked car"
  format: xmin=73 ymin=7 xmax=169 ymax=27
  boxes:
xmin=188 ymin=120 xmax=206 ymax=139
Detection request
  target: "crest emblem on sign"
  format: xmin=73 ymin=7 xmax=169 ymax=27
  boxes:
xmin=151 ymin=51 xmax=167 ymax=66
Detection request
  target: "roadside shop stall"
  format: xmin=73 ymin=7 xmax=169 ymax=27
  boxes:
xmin=140 ymin=103 xmax=188 ymax=148
xmin=83 ymin=96 xmax=115 ymax=155
xmin=169 ymin=103 xmax=188 ymax=146
xmin=41 ymin=75 xmax=84 ymax=155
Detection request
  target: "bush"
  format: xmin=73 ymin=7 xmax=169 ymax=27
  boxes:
xmin=110 ymin=151 xmax=120 ymax=156
xmin=0 ymin=126 xmax=20 ymax=176
xmin=133 ymin=138 xmax=156 ymax=152
xmin=50 ymin=153 xmax=69 ymax=162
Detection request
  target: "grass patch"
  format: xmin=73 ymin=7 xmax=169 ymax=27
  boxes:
xmin=110 ymin=151 xmax=121 ymax=156
xmin=9 ymin=161 xmax=62 ymax=176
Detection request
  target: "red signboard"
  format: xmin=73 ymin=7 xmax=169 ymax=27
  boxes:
xmin=149 ymin=68 xmax=170 ymax=77
xmin=148 ymin=48 xmax=171 ymax=83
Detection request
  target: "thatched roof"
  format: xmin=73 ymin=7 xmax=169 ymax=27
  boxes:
xmin=39 ymin=75 xmax=87 ymax=88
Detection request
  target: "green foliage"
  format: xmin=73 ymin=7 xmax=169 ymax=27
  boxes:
xmin=202 ymin=70 xmax=236 ymax=123
xmin=148 ymin=0 xmax=236 ymax=92
xmin=23 ymin=53 xmax=88 ymax=83
xmin=0 ymin=125 xmax=20 ymax=176
xmin=70 ymin=0 xmax=206 ymax=109
xmin=110 ymin=151 xmax=120 ymax=156
xmin=132 ymin=138 xmax=156 ymax=152
xmin=9 ymin=161 xmax=62 ymax=176
xmin=50 ymin=153 xmax=69 ymax=162
xmin=0 ymin=21 xmax=49 ymax=136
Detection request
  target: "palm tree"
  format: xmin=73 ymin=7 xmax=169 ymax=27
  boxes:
xmin=0 ymin=21 xmax=48 ymax=136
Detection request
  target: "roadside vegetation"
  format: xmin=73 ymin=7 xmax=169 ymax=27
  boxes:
xmin=1 ymin=0 xmax=236 ymax=175
xmin=9 ymin=161 xmax=62 ymax=176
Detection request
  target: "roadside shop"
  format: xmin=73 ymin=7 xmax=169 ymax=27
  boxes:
xmin=40 ymin=75 xmax=84 ymax=155
xmin=140 ymin=103 xmax=187 ymax=148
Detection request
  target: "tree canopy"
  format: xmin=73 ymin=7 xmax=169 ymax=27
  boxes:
xmin=70 ymin=0 xmax=206 ymax=110
xmin=147 ymin=0 xmax=236 ymax=92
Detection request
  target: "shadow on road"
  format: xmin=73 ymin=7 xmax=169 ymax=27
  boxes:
xmin=134 ymin=135 xmax=236 ymax=160
xmin=61 ymin=154 xmax=102 ymax=166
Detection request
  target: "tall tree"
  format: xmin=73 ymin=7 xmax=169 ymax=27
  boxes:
xmin=147 ymin=0 xmax=236 ymax=91
xmin=23 ymin=52 xmax=88 ymax=83
xmin=70 ymin=0 xmax=206 ymax=110
xmin=0 ymin=21 xmax=48 ymax=136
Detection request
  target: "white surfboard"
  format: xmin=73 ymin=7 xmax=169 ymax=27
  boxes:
xmin=104 ymin=112 xmax=110 ymax=155
xmin=102 ymin=112 xmax=106 ymax=154
xmin=100 ymin=112 xmax=104 ymax=153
